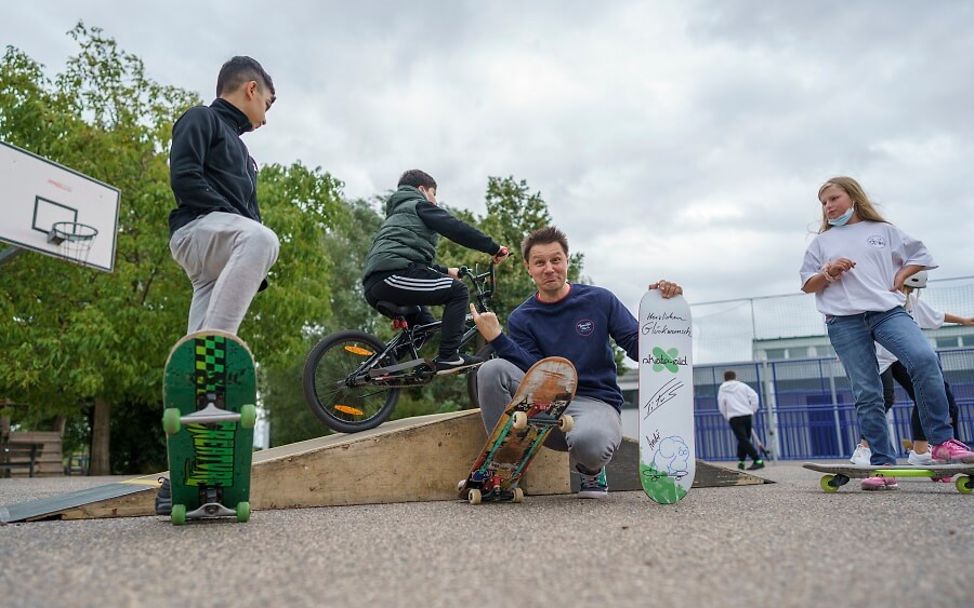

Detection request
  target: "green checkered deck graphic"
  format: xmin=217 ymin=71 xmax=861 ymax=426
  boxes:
xmin=195 ymin=335 xmax=226 ymax=396
xmin=164 ymin=331 xmax=256 ymax=518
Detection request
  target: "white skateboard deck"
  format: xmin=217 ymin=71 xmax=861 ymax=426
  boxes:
xmin=638 ymin=289 xmax=695 ymax=504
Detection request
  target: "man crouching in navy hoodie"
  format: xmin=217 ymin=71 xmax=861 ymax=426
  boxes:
xmin=470 ymin=226 xmax=683 ymax=498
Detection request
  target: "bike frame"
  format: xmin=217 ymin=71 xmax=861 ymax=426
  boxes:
xmin=346 ymin=264 xmax=495 ymax=385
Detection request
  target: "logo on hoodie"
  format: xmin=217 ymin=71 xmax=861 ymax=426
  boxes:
xmin=575 ymin=319 xmax=595 ymax=336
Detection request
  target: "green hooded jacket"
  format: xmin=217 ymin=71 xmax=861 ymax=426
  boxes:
xmin=362 ymin=186 xmax=439 ymax=279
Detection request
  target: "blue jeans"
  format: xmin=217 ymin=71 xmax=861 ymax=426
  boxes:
xmin=826 ymin=307 xmax=952 ymax=465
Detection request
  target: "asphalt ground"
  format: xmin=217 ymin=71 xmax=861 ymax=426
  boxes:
xmin=1 ymin=461 xmax=972 ymax=608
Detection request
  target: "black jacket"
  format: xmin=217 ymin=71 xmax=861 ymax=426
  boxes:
xmin=168 ymin=99 xmax=260 ymax=236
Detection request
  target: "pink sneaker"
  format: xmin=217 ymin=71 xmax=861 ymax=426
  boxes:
xmin=861 ymin=476 xmax=899 ymax=491
xmin=930 ymin=439 xmax=974 ymax=464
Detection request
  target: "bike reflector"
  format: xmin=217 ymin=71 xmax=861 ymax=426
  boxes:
xmin=334 ymin=404 xmax=365 ymax=416
xmin=343 ymin=345 xmax=374 ymax=356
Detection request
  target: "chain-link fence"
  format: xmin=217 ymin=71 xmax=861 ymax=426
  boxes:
xmin=685 ymin=349 xmax=974 ymax=461
xmin=620 ymin=277 xmax=974 ymax=460
xmin=690 ymin=276 xmax=974 ymax=364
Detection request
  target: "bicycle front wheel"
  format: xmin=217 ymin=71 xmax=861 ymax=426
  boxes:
xmin=303 ymin=331 xmax=400 ymax=433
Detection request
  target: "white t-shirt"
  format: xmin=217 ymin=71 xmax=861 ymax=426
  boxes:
xmin=875 ymin=292 xmax=946 ymax=372
xmin=799 ymin=221 xmax=937 ymax=316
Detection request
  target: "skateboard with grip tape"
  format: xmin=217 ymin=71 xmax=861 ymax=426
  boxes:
xmin=803 ymin=462 xmax=974 ymax=494
xmin=162 ymin=330 xmax=257 ymax=524
xmin=458 ymin=357 xmax=577 ymax=504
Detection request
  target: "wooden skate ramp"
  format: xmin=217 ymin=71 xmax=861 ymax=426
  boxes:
xmin=1 ymin=410 xmax=569 ymax=522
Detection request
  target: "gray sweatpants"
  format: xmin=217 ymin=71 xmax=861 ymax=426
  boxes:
xmin=169 ymin=212 xmax=279 ymax=335
xmin=476 ymin=358 xmax=622 ymax=475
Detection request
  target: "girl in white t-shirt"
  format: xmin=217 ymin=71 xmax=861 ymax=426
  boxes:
xmin=800 ymin=176 xmax=974 ymax=490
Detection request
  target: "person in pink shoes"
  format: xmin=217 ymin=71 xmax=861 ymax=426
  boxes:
xmin=848 ymin=270 xmax=971 ymax=469
xmin=876 ymin=270 xmax=973 ymax=467
xmin=800 ymin=176 xmax=974 ymax=491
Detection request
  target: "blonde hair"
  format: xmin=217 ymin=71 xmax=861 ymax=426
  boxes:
xmin=817 ymin=176 xmax=887 ymax=233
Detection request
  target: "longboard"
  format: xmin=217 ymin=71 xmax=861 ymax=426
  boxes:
xmin=163 ymin=331 xmax=257 ymax=524
xmin=803 ymin=462 xmax=974 ymax=494
xmin=638 ymin=289 xmax=695 ymax=504
xmin=459 ymin=357 xmax=577 ymax=504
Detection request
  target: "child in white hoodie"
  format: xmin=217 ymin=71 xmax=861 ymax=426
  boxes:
xmin=718 ymin=370 xmax=764 ymax=470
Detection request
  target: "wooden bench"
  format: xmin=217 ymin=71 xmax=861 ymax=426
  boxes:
xmin=1 ymin=438 xmax=40 ymax=477
xmin=0 ymin=431 xmax=63 ymax=478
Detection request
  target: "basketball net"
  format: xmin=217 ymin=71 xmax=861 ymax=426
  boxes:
xmin=48 ymin=221 xmax=99 ymax=266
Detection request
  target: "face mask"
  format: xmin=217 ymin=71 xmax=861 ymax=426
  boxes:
xmin=828 ymin=205 xmax=854 ymax=227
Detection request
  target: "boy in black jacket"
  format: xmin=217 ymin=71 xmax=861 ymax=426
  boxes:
xmin=168 ymin=56 xmax=280 ymax=335
xmin=157 ymin=56 xmax=278 ymax=516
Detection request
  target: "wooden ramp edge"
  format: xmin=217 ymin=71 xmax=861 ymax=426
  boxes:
xmin=571 ymin=436 xmax=773 ymax=493
xmin=1 ymin=410 xmax=569 ymax=522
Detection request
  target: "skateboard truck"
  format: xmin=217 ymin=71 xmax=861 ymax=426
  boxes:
xmin=180 ymin=403 xmax=242 ymax=425
xmin=187 ymin=503 xmax=238 ymax=518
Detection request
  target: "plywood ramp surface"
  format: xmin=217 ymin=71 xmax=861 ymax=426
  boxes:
xmin=3 ymin=410 xmax=569 ymax=522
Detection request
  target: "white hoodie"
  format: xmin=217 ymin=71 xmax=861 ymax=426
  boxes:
xmin=718 ymin=380 xmax=760 ymax=421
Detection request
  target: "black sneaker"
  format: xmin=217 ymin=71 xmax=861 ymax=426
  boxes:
xmin=433 ymin=353 xmax=483 ymax=373
xmin=577 ymin=467 xmax=608 ymax=499
xmin=155 ymin=477 xmax=172 ymax=515
xmin=747 ymin=459 xmax=765 ymax=471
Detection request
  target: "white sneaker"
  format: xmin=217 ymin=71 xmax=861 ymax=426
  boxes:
xmin=850 ymin=445 xmax=871 ymax=466
xmin=907 ymin=449 xmax=936 ymax=466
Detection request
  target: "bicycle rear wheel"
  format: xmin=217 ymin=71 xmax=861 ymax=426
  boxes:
xmin=303 ymin=330 xmax=399 ymax=433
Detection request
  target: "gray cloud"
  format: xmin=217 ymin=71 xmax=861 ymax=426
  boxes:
xmin=2 ymin=1 xmax=972 ymax=334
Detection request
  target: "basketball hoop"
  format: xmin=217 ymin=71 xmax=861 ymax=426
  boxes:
xmin=48 ymin=221 xmax=98 ymax=265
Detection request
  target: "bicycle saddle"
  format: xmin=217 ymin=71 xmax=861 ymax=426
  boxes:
xmin=375 ymin=301 xmax=422 ymax=320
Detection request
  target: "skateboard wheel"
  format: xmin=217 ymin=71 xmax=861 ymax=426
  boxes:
xmin=467 ymin=488 xmax=482 ymax=505
xmin=558 ymin=414 xmax=574 ymax=433
xmin=512 ymin=411 xmax=528 ymax=431
xmin=956 ymin=475 xmax=973 ymax=495
xmin=171 ymin=504 xmax=187 ymax=525
xmin=457 ymin=479 xmax=467 ymax=493
xmin=820 ymin=475 xmax=839 ymax=493
xmin=240 ymin=404 xmax=257 ymax=429
xmin=512 ymin=487 xmax=524 ymax=503
xmin=236 ymin=501 xmax=251 ymax=522
xmin=162 ymin=408 xmax=181 ymax=435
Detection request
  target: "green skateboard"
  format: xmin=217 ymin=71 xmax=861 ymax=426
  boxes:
xmin=162 ymin=331 xmax=257 ymax=525
xmin=803 ymin=462 xmax=974 ymax=494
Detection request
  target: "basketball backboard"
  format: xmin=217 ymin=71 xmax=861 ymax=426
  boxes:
xmin=0 ymin=140 xmax=120 ymax=272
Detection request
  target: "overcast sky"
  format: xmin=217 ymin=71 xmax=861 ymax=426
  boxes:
xmin=4 ymin=1 xmax=973 ymax=331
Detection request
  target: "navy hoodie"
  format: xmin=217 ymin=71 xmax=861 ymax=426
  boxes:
xmin=490 ymin=283 xmax=638 ymax=410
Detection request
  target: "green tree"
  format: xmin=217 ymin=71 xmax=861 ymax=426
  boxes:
xmin=0 ymin=24 xmax=198 ymax=473
xmin=438 ymin=176 xmax=585 ymax=325
xmin=0 ymin=24 xmax=343 ymax=472
xmin=262 ymin=197 xmax=384 ymax=446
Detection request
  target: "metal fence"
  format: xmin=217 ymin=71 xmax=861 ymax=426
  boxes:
xmin=690 ymin=276 xmax=974 ymax=364
xmin=690 ymin=348 xmax=974 ymax=461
